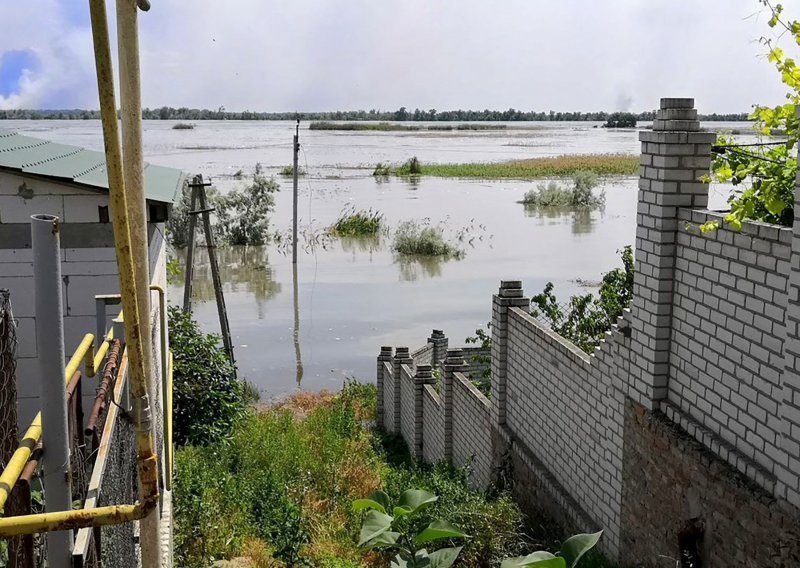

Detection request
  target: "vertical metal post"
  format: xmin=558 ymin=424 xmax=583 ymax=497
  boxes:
xmin=292 ymin=119 xmax=300 ymax=264
xmin=31 ymin=214 xmax=72 ymax=567
xmin=182 ymin=181 xmax=198 ymax=312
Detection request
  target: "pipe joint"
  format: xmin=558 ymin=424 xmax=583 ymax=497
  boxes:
xmin=132 ymin=394 xmax=153 ymax=433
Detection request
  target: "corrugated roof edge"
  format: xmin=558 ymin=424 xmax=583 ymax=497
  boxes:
xmin=0 ymin=127 xmax=185 ymax=204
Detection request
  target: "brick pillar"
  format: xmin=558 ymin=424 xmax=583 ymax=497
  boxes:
xmin=491 ymin=280 xmax=529 ymax=426
xmin=443 ymin=348 xmax=469 ymax=465
xmin=392 ymin=347 xmax=412 ymax=434
xmin=413 ymin=364 xmax=434 ymax=460
xmin=377 ymin=346 xmax=392 ymax=430
xmin=428 ymin=329 xmax=448 ymax=370
xmin=630 ymin=98 xmax=715 ymax=408
xmin=780 ymin=107 xmax=800 ymax=507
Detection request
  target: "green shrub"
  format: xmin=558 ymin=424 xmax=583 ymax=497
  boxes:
xmin=397 ymin=156 xmax=423 ymax=175
xmin=168 ymin=306 xmax=245 ymax=446
xmin=329 ymin=207 xmax=384 ymax=237
xmin=214 ymin=163 xmax=280 ymax=245
xmin=373 ymin=162 xmax=392 ymax=176
xmin=392 ymin=221 xmax=462 ymax=258
xmin=603 ymin=112 xmax=636 ymax=128
xmin=531 ymin=246 xmax=634 ymax=353
xmin=279 ymin=165 xmax=305 ymax=177
xmin=521 ymin=171 xmax=604 ymax=207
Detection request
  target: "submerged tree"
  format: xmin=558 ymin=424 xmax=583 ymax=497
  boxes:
xmin=214 ymin=163 xmax=280 ymax=245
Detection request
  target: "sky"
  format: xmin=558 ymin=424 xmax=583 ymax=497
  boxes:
xmin=0 ymin=0 xmax=793 ymax=113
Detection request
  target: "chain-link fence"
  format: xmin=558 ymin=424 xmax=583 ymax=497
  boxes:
xmin=0 ymin=289 xmax=18 ymax=470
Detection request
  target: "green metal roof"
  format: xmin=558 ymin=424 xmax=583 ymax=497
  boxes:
xmin=0 ymin=128 xmax=184 ymax=203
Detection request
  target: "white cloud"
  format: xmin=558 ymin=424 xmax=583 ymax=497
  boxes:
xmin=0 ymin=0 xmax=793 ymax=112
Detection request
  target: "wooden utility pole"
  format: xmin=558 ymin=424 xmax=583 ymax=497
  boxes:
xmin=183 ymin=175 xmax=236 ymax=368
xmin=292 ymin=119 xmax=300 ymax=264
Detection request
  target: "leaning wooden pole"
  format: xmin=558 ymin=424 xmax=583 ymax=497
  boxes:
xmin=114 ymin=0 xmax=163 ymax=564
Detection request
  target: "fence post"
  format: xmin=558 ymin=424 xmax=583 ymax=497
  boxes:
xmin=491 ymin=281 xmax=529 ymax=427
xmin=392 ymin=347 xmax=412 ymax=435
xmin=377 ymin=346 xmax=392 ymax=430
xmin=413 ymin=365 xmax=433 ymax=460
xmin=780 ymin=106 xmax=800 ymax=508
xmin=428 ymin=330 xmax=448 ymax=370
xmin=443 ymin=349 xmax=469 ymax=466
xmin=630 ymin=98 xmax=714 ymax=407
xmin=31 ymin=214 xmax=73 ymax=566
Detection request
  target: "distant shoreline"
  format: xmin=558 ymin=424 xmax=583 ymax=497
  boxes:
xmin=0 ymin=108 xmax=751 ymax=122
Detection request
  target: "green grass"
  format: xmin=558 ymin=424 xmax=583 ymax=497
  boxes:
xmin=174 ymin=383 xmax=537 ymax=568
xmin=392 ymin=220 xmax=463 ymax=258
xmin=309 ymin=121 xmax=422 ymax=131
xmin=420 ymin=154 xmax=639 ymax=179
xmin=329 ymin=207 xmax=384 ymax=237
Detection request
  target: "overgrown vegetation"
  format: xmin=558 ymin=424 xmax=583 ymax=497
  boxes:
xmin=310 ymin=122 xmax=422 ymax=131
xmin=175 ymin=383 xmax=533 ymax=567
xmin=172 ymin=122 xmax=195 ymax=130
xmin=465 ymin=323 xmax=492 ymax=396
xmin=167 ymin=164 xmax=280 ymax=247
xmin=703 ymin=1 xmax=798 ymax=230
xmin=521 ymin=171 xmax=604 ymax=207
xmin=417 ymin=154 xmax=638 ymax=179
xmin=397 ymin=156 xmax=423 ymax=175
xmin=168 ymin=306 xmax=246 ymax=447
xmin=214 ymin=163 xmax=280 ymax=245
xmin=393 ymin=221 xmax=463 ymax=258
xmin=531 ymin=246 xmax=635 ymax=354
xmin=329 ymin=207 xmax=384 ymax=237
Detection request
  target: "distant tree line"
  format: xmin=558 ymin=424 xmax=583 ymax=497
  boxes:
xmin=0 ymin=106 xmax=751 ymax=122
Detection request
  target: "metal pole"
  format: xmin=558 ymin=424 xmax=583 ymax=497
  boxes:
xmin=31 ymin=214 xmax=72 ymax=567
xmin=182 ymin=181 xmax=199 ymax=312
xmin=292 ymin=119 xmax=300 ymax=264
xmin=116 ymin=0 xmax=162 ymax=564
xmin=292 ymin=261 xmax=303 ymax=385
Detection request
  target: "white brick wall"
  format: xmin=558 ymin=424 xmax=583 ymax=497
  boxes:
xmin=422 ymin=385 xmax=444 ymax=464
xmin=399 ymin=364 xmax=416 ymax=450
xmin=451 ymin=372 xmax=492 ymax=489
xmin=383 ymin=362 xmax=395 ymax=432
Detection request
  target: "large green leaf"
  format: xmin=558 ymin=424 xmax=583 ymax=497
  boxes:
xmin=358 ymin=510 xmax=393 ymax=546
xmin=353 ymin=490 xmax=392 ymax=514
xmin=391 ymin=555 xmax=408 ymax=568
xmin=501 ymin=551 xmax=566 ymax=568
xmin=394 ymin=489 xmax=438 ymax=517
xmin=364 ymin=531 xmax=401 ymax=549
xmin=426 ymin=546 xmax=463 ymax=568
xmin=414 ymin=520 xmax=468 ymax=545
xmin=560 ymin=531 xmax=603 ymax=568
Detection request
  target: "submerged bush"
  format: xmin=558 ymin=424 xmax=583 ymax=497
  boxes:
xmin=396 ymin=156 xmax=423 ymax=175
xmin=168 ymin=306 xmax=245 ymax=446
xmin=393 ymin=221 xmax=462 ymax=258
xmin=214 ymin=163 xmax=280 ymax=245
xmin=373 ymin=162 xmax=392 ymax=176
xmin=329 ymin=207 xmax=384 ymax=237
xmin=521 ymin=171 xmax=604 ymax=207
xmin=279 ymin=165 xmax=305 ymax=177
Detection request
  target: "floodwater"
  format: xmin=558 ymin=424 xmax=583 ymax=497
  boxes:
xmin=4 ymin=120 xmax=751 ymax=397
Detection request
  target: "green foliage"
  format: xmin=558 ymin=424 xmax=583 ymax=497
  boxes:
xmin=421 ymin=154 xmax=638 ymax=179
xmin=309 ymin=121 xmax=422 ymax=131
xmin=704 ymin=2 xmax=798 ymax=230
xmin=280 ymin=165 xmax=306 ymax=177
xmin=175 ymin=382 xmax=531 ymax=567
xmin=397 ymin=157 xmax=423 ymax=175
xmin=603 ymin=112 xmax=636 ymax=128
xmin=354 ymin=489 xmax=467 ymax=568
xmin=166 ymin=181 xmax=194 ymax=248
xmin=502 ymin=532 xmax=603 ymax=568
xmin=521 ymin=171 xmax=604 ymax=207
xmin=214 ymin=163 xmax=280 ymax=245
xmin=465 ymin=322 xmax=492 ymax=395
xmin=172 ymin=122 xmax=195 ymax=130
xmin=373 ymin=162 xmax=392 ymax=176
xmin=531 ymin=246 xmax=634 ymax=353
xmin=168 ymin=306 xmax=245 ymax=446
xmin=329 ymin=207 xmax=384 ymax=237
xmin=393 ymin=221 xmax=463 ymax=258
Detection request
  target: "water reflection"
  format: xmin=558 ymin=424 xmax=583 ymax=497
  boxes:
xmin=186 ymin=246 xmax=282 ymax=316
xmin=396 ymin=255 xmax=447 ymax=281
xmin=339 ymin=235 xmax=383 ymax=258
xmin=523 ymin=204 xmax=603 ymax=235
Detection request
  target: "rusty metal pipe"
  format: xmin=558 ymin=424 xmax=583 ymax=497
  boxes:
xmin=85 ymin=340 xmax=122 ymax=436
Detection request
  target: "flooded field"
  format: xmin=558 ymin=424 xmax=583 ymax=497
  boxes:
xmin=5 ymin=120 xmax=750 ymax=397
